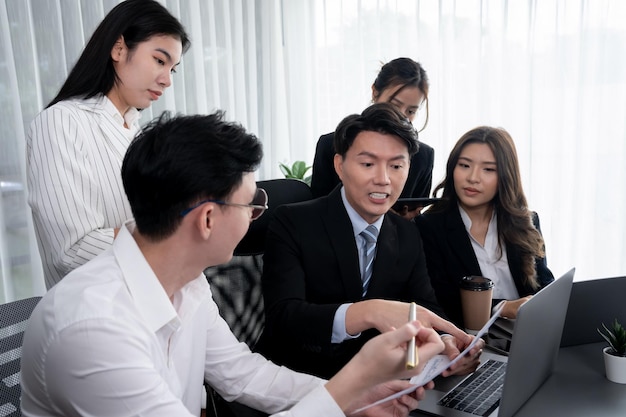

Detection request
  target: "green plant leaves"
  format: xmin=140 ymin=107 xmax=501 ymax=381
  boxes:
xmin=279 ymin=161 xmax=312 ymax=186
xmin=598 ymin=318 xmax=626 ymax=357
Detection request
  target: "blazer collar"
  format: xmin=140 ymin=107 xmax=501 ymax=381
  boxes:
xmin=443 ymin=207 xmax=483 ymax=275
xmin=365 ymin=215 xmax=399 ymax=297
xmin=445 ymin=206 xmax=529 ymax=294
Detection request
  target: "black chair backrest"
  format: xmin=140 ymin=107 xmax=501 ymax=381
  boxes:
xmin=234 ymin=178 xmax=313 ymax=255
xmin=0 ymin=296 xmax=42 ymax=417
xmin=205 ymin=178 xmax=313 ymax=347
xmin=205 ymin=179 xmax=312 ymax=417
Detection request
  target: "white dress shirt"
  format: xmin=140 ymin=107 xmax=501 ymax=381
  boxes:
xmin=26 ymin=95 xmax=139 ymax=288
xmin=458 ymin=205 xmax=520 ymax=300
xmin=20 ymin=221 xmax=343 ymax=417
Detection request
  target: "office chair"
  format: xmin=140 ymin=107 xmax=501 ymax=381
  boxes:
xmin=0 ymin=296 xmax=42 ymax=417
xmin=204 ymin=178 xmax=313 ymax=417
xmin=204 ymin=178 xmax=313 ymax=347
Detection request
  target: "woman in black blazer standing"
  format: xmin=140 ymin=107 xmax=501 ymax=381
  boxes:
xmin=416 ymin=126 xmax=554 ymax=328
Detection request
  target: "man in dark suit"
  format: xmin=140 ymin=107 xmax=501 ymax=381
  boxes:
xmin=256 ymin=103 xmax=481 ymax=380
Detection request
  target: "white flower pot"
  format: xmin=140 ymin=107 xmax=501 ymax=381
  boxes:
xmin=603 ymin=346 xmax=626 ymax=384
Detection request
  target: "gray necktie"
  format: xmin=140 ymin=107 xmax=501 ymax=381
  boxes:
xmin=360 ymin=224 xmax=379 ymax=296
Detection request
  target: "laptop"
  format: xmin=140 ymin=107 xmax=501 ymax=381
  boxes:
xmin=561 ymin=275 xmax=626 ymax=347
xmin=413 ymin=268 xmax=575 ymax=417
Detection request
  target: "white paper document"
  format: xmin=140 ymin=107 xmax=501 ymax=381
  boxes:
xmin=352 ymin=305 xmax=504 ymax=414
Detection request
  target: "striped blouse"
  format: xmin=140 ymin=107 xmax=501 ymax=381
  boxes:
xmin=26 ymin=95 xmax=141 ymax=288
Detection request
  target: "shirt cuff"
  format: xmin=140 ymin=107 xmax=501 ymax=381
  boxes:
xmin=331 ymin=303 xmax=360 ymax=343
xmin=270 ymin=385 xmax=344 ymax=417
xmin=492 ymin=300 xmax=506 ymax=316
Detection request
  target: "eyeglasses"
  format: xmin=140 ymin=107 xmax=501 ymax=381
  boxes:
xmin=180 ymin=188 xmax=268 ymax=220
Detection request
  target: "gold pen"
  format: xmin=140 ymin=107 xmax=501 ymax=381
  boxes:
xmin=406 ymin=302 xmax=419 ymax=369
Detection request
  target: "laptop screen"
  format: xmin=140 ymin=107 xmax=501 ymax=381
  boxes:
xmin=413 ymin=268 xmax=575 ymax=417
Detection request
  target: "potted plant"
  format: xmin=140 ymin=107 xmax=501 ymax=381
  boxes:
xmin=279 ymin=161 xmax=312 ymax=186
xmin=598 ymin=318 xmax=626 ymax=383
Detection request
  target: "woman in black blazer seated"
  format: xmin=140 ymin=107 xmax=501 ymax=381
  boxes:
xmin=415 ymin=126 xmax=554 ymax=328
xmin=311 ymin=57 xmax=434 ymax=219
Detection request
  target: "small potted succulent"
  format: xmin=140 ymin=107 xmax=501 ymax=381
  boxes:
xmin=598 ymin=318 xmax=626 ymax=383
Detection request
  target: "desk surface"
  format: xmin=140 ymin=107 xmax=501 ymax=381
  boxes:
xmin=513 ymin=342 xmax=626 ymax=416
xmin=412 ymin=342 xmax=626 ymax=416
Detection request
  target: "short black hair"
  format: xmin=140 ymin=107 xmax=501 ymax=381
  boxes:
xmin=333 ymin=102 xmax=419 ymax=157
xmin=122 ymin=111 xmax=263 ymax=240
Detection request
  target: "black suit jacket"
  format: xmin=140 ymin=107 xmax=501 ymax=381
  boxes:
xmin=310 ymin=132 xmax=435 ymax=199
xmin=415 ymin=206 xmax=554 ymax=328
xmin=255 ymin=186 xmax=442 ymax=379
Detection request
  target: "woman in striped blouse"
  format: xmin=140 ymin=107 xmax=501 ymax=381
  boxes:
xmin=26 ymin=0 xmax=190 ymax=288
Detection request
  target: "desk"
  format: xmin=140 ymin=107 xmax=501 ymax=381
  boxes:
xmin=514 ymin=342 xmax=626 ymax=416
xmin=411 ymin=342 xmax=626 ymax=416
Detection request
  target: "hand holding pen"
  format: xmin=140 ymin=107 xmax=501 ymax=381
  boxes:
xmin=406 ymin=302 xmax=419 ymax=369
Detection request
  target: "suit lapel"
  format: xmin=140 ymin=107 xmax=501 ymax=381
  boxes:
xmin=366 ymin=216 xmax=399 ymax=296
xmin=445 ymin=207 xmax=482 ymax=275
xmin=323 ymin=190 xmax=364 ymax=299
xmin=506 ymin=242 xmax=529 ymax=294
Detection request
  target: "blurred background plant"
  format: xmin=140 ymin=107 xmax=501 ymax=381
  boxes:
xmin=279 ymin=161 xmax=312 ymax=186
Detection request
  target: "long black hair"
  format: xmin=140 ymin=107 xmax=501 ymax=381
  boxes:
xmin=47 ymin=0 xmax=190 ymax=108
xmin=431 ymin=126 xmax=545 ymax=288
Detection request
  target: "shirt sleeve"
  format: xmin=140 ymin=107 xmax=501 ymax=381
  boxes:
xmin=270 ymin=385 xmax=344 ymax=417
xmin=410 ymin=144 xmax=434 ymax=198
xmin=43 ymin=313 xmax=345 ymax=417
xmin=492 ymin=300 xmax=506 ymax=315
xmin=27 ymin=106 xmax=117 ymax=285
xmin=332 ymin=303 xmax=360 ymax=343
xmin=41 ymin=317 xmax=196 ymax=416
xmin=201 ymin=290 xmax=334 ymax=414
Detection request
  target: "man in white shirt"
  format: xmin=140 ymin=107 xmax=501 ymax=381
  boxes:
xmin=20 ymin=111 xmax=445 ymax=416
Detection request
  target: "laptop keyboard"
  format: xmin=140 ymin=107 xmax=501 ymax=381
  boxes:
xmin=437 ymin=359 xmax=506 ymax=416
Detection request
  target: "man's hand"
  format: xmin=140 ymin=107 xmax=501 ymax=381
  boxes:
xmin=390 ymin=205 xmax=423 ymax=221
xmin=348 ymin=300 xmax=471 ymax=348
xmin=350 ymin=379 xmax=435 ymax=417
xmin=326 ymin=321 xmax=444 ymax=413
xmin=411 ymin=305 xmax=472 ymax=346
xmin=439 ymin=334 xmax=484 ymax=377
